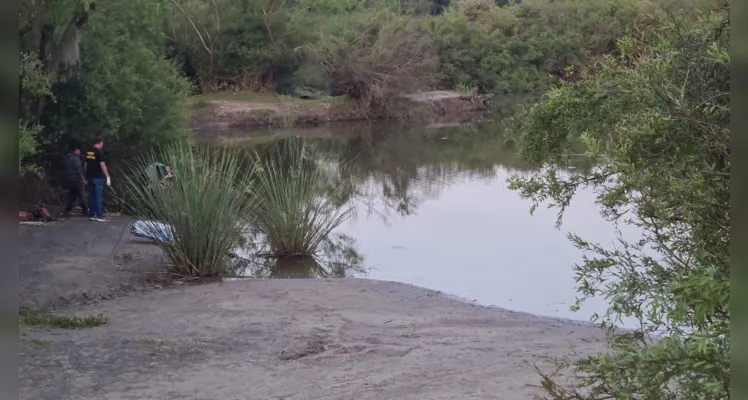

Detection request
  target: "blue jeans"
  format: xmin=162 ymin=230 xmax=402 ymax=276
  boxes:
xmin=87 ymin=178 xmax=105 ymax=218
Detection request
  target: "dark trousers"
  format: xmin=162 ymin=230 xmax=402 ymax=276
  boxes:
xmin=65 ymin=180 xmax=89 ymax=215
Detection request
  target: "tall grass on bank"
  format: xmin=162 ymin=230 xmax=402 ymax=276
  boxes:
xmin=121 ymin=143 xmax=253 ymax=277
xmin=249 ymin=140 xmax=353 ymax=258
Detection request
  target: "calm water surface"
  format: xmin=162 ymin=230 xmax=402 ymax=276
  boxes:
xmin=224 ymin=120 xmax=639 ymax=327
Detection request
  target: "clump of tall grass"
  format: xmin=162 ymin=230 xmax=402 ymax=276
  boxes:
xmin=455 ymin=83 xmax=475 ymax=96
xmin=249 ymin=140 xmax=353 ymax=257
xmin=121 ymin=142 xmax=253 ymax=277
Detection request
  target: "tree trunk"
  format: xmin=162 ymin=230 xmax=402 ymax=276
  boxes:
xmin=31 ymin=9 xmax=92 ymax=124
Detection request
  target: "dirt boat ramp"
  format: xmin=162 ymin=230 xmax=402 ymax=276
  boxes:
xmin=20 ymin=217 xmax=609 ymax=400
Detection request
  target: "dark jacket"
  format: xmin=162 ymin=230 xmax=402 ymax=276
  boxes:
xmin=64 ymin=153 xmax=84 ymax=183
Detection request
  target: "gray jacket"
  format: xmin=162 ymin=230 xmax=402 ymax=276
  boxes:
xmin=64 ymin=153 xmax=83 ymax=183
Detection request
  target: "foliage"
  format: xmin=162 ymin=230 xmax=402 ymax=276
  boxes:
xmin=42 ymin=0 xmax=191 ymax=166
xmin=164 ymin=0 xmax=295 ymax=92
xmin=427 ymin=0 xmax=713 ymax=92
xmin=121 ymin=143 xmax=254 ymax=277
xmin=18 ymin=0 xmax=192 ymax=189
xmin=308 ymin=11 xmax=441 ymax=117
xmin=506 ymin=4 xmax=729 ymax=399
xmin=19 ymin=124 xmax=43 ymax=177
xmin=249 ymin=139 xmax=353 ymax=257
xmin=161 ymin=0 xmax=407 ymax=92
xmin=19 ymin=52 xmax=54 ymax=102
xmin=18 ymin=52 xmax=53 ymax=176
xmin=154 ymin=0 xmax=714 ymax=97
xmin=458 ymin=0 xmax=495 ymax=21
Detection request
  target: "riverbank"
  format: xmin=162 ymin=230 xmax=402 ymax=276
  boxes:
xmin=19 ymin=217 xmax=610 ymax=399
xmin=188 ymin=90 xmax=490 ymax=132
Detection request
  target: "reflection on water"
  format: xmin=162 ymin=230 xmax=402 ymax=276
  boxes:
xmin=215 ymin=117 xmax=637 ymax=327
xmin=228 ymin=232 xmax=366 ymax=279
xmin=237 ymin=256 xmax=344 ymax=279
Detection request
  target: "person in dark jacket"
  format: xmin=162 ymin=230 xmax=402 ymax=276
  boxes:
xmin=63 ymin=144 xmax=89 ymax=217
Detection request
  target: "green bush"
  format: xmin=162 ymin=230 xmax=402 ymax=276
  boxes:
xmin=507 ymin=3 xmax=729 ymax=398
xmin=19 ymin=123 xmax=42 ymax=177
xmin=19 ymin=52 xmax=52 ymax=176
xmin=121 ymin=143 xmax=254 ymax=277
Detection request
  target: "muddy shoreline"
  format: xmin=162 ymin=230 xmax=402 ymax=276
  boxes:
xmin=19 ymin=217 xmax=609 ymax=400
xmin=188 ymin=91 xmax=490 ymax=132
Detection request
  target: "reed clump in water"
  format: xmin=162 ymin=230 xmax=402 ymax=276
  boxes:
xmin=248 ymin=140 xmax=353 ymax=258
xmin=121 ymin=142 xmax=253 ymax=277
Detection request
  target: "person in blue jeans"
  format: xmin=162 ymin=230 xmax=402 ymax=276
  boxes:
xmin=84 ymin=139 xmax=111 ymax=222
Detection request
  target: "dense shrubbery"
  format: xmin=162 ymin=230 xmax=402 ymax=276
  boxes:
xmin=19 ymin=0 xmax=191 ymax=188
xmin=308 ymin=11 xmax=441 ymax=116
xmin=507 ymin=2 xmax=730 ymax=398
xmin=42 ymin=0 xmax=191 ymax=170
xmin=429 ymin=0 xmax=713 ymax=92
xmin=161 ymin=0 xmax=715 ymax=95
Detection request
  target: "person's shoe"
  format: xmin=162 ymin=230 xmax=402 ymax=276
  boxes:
xmin=91 ymin=217 xmax=109 ymax=222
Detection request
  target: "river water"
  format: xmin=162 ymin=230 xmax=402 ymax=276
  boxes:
xmin=219 ymin=119 xmax=640 ymax=328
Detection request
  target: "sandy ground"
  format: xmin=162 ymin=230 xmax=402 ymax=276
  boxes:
xmin=19 ymin=217 xmax=609 ymax=400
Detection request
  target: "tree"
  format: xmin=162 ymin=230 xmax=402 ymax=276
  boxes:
xmin=19 ymin=0 xmax=97 ymax=123
xmin=506 ymin=2 xmax=729 ymax=398
xmin=40 ymin=0 xmax=191 ymax=174
xmin=165 ymin=0 xmax=224 ymax=92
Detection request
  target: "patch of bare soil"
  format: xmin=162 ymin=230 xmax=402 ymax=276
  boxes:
xmin=19 ymin=217 xmax=173 ymax=309
xmin=190 ymin=98 xmax=348 ymax=131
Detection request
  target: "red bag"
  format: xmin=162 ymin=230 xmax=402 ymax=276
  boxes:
xmin=29 ymin=206 xmax=54 ymax=221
